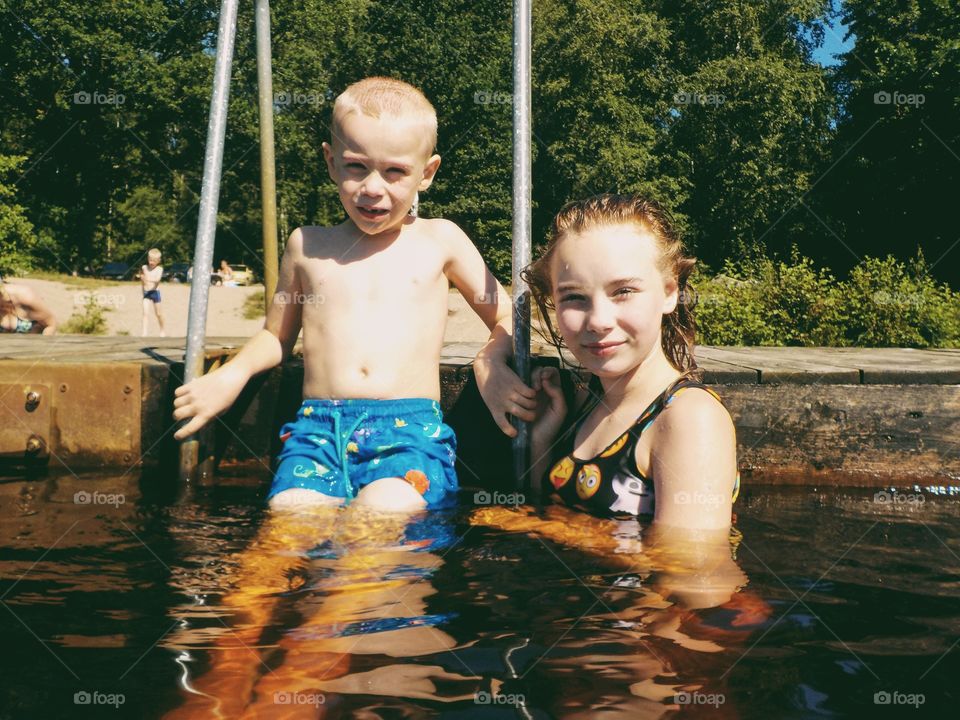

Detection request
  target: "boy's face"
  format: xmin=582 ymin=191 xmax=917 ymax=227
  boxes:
xmin=323 ymin=112 xmax=441 ymax=236
xmin=148 ymin=256 xmax=160 ymax=268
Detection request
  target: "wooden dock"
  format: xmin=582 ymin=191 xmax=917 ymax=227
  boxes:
xmin=1 ymin=336 xmax=958 ymax=485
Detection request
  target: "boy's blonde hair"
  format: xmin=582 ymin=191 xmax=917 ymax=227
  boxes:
xmin=148 ymin=248 xmax=162 ymax=262
xmin=332 ymin=77 xmax=438 ymax=154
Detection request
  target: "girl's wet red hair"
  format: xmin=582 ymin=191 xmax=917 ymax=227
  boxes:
xmin=523 ymin=194 xmax=699 ymax=375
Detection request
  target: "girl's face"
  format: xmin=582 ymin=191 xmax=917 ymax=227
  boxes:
xmin=549 ymin=223 xmax=678 ymax=379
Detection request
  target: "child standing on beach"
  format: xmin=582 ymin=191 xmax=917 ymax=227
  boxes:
xmin=524 ymin=194 xmax=739 ymax=530
xmin=140 ymin=248 xmax=165 ymax=337
xmin=173 ymin=76 xmax=535 ymax=511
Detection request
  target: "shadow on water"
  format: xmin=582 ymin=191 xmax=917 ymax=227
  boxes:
xmin=1 ymin=474 xmax=959 ymax=718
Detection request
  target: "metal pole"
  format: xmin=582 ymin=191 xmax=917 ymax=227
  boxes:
xmin=178 ymin=0 xmax=239 ymax=483
xmin=255 ymin=0 xmax=279 ymax=309
xmin=511 ymin=0 xmax=534 ymax=495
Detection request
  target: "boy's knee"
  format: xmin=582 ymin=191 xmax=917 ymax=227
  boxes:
xmin=269 ymin=488 xmax=343 ymax=510
xmin=354 ymin=477 xmax=427 ymax=513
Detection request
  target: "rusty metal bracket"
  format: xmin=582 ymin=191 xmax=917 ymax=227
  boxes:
xmin=0 ymin=383 xmax=51 ymax=460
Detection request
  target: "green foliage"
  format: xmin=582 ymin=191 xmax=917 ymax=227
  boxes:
xmin=695 ymin=251 xmax=960 ymax=347
xmin=811 ymin=0 xmax=960 ymax=279
xmin=241 ymin=291 xmax=265 ymax=320
xmin=115 ymin=186 xmax=187 ymax=261
xmin=2 ymin=0 xmax=958 ymax=331
xmin=844 ymin=254 xmax=960 ymax=348
xmin=61 ymin=295 xmax=109 ymax=335
xmin=0 ymin=155 xmax=40 ymax=274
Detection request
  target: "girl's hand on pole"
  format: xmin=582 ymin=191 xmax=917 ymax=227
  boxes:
xmin=530 ymin=365 xmax=566 ymax=448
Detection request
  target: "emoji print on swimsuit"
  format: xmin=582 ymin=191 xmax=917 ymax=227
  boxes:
xmin=576 ymin=464 xmax=602 ymax=500
xmin=600 ymin=433 xmax=629 ymax=458
xmin=549 ymin=456 xmax=575 ymax=489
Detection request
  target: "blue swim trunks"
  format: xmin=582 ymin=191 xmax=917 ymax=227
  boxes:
xmin=143 ymin=289 xmax=161 ymax=303
xmin=269 ymin=398 xmax=458 ymax=507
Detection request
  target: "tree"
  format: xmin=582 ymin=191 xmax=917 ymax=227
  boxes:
xmin=0 ymin=155 xmax=42 ymax=273
xmin=814 ymin=0 xmax=960 ymax=285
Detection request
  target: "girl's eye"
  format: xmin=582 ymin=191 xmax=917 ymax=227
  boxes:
xmin=558 ymin=293 xmax=586 ymax=304
xmin=614 ymin=287 xmax=637 ymax=298
xmin=345 ymin=162 xmax=365 ymax=170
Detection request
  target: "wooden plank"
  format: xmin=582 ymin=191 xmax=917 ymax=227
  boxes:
xmin=697 ymin=347 xmax=860 ymax=384
xmin=2 ymin=337 xmax=958 ymax=384
xmin=806 ymin=347 xmax=960 ymax=384
xmin=726 ymin=383 xmax=960 ymax=482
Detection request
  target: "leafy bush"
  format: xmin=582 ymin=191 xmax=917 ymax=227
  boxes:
xmin=60 ymin=295 xmax=108 ymax=335
xmin=843 ymin=255 xmax=960 ymax=348
xmin=694 ymin=250 xmax=960 ymax=347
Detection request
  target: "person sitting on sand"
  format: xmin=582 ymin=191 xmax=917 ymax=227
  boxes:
xmin=0 ymin=274 xmax=56 ymax=334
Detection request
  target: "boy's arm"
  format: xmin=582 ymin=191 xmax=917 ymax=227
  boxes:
xmin=173 ymin=230 xmax=304 ymax=440
xmin=440 ymin=220 xmax=536 ymax=437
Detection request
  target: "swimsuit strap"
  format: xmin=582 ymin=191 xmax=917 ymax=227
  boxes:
xmin=631 ymin=375 xmax=719 ymax=438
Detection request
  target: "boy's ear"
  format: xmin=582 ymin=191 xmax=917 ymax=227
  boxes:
xmin=662 ymin=276 xmax=679 ymax=315
xmin=418 ymin=154 xmax=442 ymax=191
xmin=322 ymin=141 xmax=337 ymax=181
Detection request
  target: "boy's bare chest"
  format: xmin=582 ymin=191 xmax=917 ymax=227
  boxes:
xmin=298 ymin=244 xmax=447 ymax=303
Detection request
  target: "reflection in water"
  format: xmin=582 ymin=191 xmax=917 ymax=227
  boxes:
xmin=163 ymin=503 xmax=477 ymax=718
xmin=162 ymin=499 xmax=769 ymax=718
xmin=3 ymin=480 xmax=960 ymax=717
xmin=468 ymin=505 xmax=771 ymax=718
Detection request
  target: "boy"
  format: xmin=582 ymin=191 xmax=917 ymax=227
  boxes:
xmin=173 ymin=77 xmax=536 ymax=511
xmin=141 ymin=248 xmax=166 ymax=337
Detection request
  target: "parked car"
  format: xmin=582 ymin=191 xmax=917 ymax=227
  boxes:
xmin=96 ymin=262 xmax=133 ymax=280
xmin=162 ymin=262 xmax=192 ymax=283
xmin=229 ymin=264 xmax=256 ymax=286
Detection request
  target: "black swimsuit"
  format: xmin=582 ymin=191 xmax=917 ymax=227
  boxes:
xmin=545 ymin=376 xmax=739 ymax=517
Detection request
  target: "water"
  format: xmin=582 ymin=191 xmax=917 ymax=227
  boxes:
xmin=1 ymin=473 xmax=958 ymax=718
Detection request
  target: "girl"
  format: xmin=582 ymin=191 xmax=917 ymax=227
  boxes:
xmin=525 ymin=194 xmax=739 ymax=530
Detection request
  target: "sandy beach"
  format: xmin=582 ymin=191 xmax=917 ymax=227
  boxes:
xmin=7 ymin=277 xmax=494 ymax=343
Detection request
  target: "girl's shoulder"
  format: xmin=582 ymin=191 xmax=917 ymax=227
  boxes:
xmin=646 ymin=383 xmax=735 ymax=463
xmin=657 ymin=382 xmax=733 ymax=434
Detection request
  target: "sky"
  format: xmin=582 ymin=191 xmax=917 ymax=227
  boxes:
xmin=811 ymin=15 xmax=855 ymax=67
